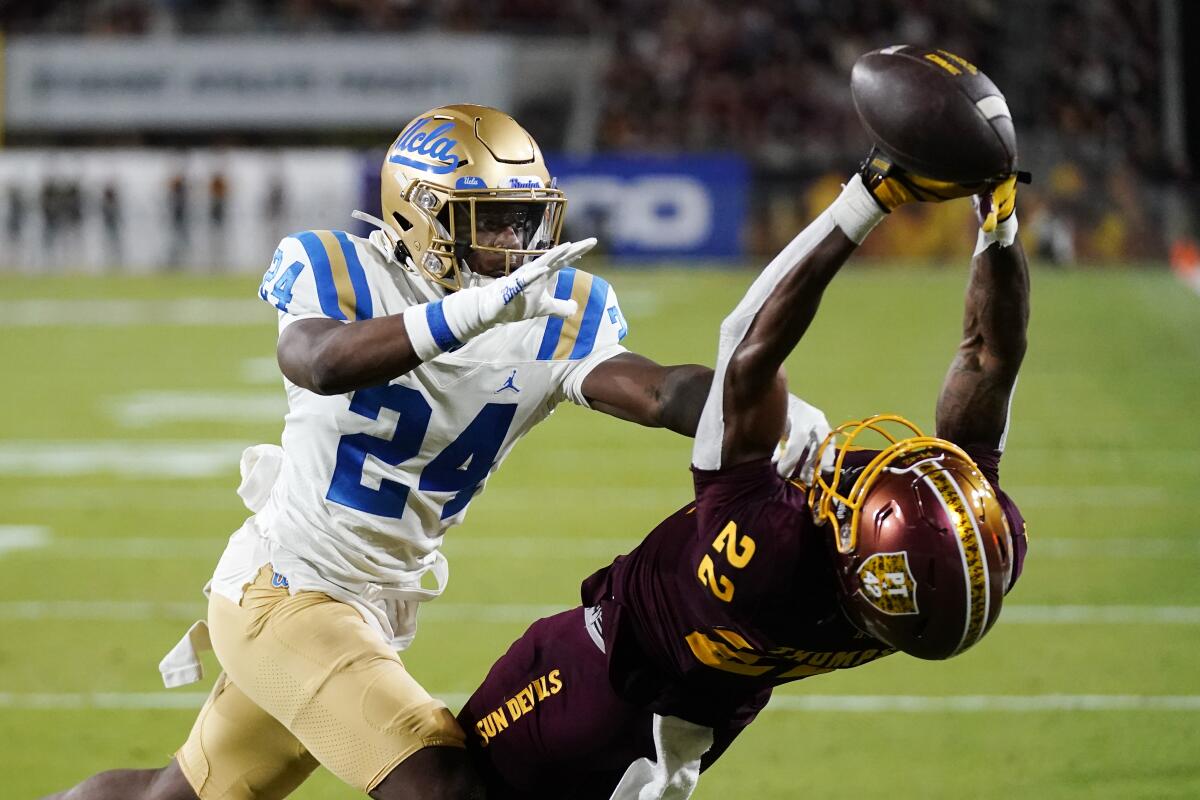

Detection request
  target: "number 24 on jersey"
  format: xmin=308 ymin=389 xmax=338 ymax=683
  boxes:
xmin=328 ymin=384 xmax=516 ymax=521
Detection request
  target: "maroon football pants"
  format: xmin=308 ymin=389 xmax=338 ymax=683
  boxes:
xmin=457 ymin=607 xmax=656 ymax=800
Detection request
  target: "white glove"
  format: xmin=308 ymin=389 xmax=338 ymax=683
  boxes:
xmin=404 ymin=238 xmax=596 ymax=359
xmin=773 ymin=394 xmax=834 ymax=485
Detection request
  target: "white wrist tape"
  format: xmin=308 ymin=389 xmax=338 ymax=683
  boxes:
xmin=974 ymin=212 xmax=1019 ymax=256
xmin=403 ymin=301 xmax=464 ymax=362
xmin=831 ymin=173 xmax=887 ymax=245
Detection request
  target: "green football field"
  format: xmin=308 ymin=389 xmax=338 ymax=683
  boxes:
xmin=1 ymin=263 xmax=1198 ymax=799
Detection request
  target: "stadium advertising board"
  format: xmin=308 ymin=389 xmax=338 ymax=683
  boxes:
xmin=548 ymin=155 xmax=748 ymax=260
xmin=3 ymin=37 xmax=512 ymax=130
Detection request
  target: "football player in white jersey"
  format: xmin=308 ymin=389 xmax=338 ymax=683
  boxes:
xmin=45 ymin=105 xmax=828 ymax=800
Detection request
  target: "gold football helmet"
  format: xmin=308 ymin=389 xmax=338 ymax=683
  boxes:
xmin=806 ymin=415 xmax=1013 ymax=659
xmin=379 ymin=104 xmax=566 ymax=292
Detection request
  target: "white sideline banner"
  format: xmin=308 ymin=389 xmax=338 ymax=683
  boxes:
xmin=0 ymin=148 xmax=366 ymax=273
xmin=4 ymin=36 xmax=513 ymax=130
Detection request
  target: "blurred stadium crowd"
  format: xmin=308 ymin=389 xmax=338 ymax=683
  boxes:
xmin=0 ymin=0 xmax=1195 ymax=266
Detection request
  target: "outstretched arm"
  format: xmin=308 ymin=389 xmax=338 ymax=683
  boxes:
xmin=936 ymin=185 xmax=1029 ymax=449
xmin=580 ymin=353 xmax=714 ymax=436
xmin=692 ymin=154 xmax=998 ymax=471
xmin=692 ymin=173 xmax=886 ymax=470
xmin=715 ymin=229 xmax=858 ymax=466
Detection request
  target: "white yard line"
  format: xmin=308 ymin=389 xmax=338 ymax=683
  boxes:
xmin=3 ymin=532 xmax=1196 ymax=561
xmin=1001 ymin=484 xmax=1169 ymax=507
xmin=0 ymin=534 xmax=636 ymax=560
xmin=1032 ymin=537 xmax=1200 ymax=558
xmin=0 ymin=601 xmax=207 ymax=620
xmin=240 ymin=357 xmax=283 ymax=385
xmin=0 ymin=525 xmax=51 ymax=556
xmin=1 ymin=600 xmax=1198 ymax=625
xmin=762 ymin=694 xmax=1200 ymax=713
xmin=1 ymin=691 xmax=1197 ymax=713
xmin=1004 ymin=447 xmax=1200 ymax=467
xmin=108 ymin=392 xmax=286 ymax=427
xmin=0 ymin=441 xmax=249 ymax=478
xmin=2 ymin=532 xmax=1198 ymax=565
xmin=1001 ymin=605 xmax=1200 ymax=624
xmin=0 ymin=526 xmax=51 ymax=555
xmin=0 ymin=692 xmax=213 ymax=710
xmin=27 ymin=537 xmax=225 ymax=559
xmin=0 ymin=298 xmax=269 ymax=327
xmin=8 ymin=486 xmax=240 ymax=510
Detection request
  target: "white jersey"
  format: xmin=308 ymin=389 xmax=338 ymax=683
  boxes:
xmin=212 ymin=228 xmax=629 ymax=649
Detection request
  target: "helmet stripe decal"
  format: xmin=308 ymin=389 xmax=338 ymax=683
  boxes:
xmin=925 ymin=469 xmax=990 ymax=655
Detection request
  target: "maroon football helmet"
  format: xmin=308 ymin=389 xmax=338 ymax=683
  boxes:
xmin=808 ymin=415 xmax=1013 ymax=660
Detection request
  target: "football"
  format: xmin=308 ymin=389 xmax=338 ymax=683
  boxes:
xmin=851 ymin=45 xmax=1018 ymax=183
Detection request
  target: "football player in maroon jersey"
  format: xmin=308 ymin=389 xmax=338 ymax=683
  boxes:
xmin=457 ymin=159 xmax=1030 ymax=800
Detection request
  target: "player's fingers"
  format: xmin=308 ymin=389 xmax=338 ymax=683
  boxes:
xmin=993 ymin=174 xmax=1018 ymax=221
xmin=514 ymin=241 xmax=575 ymax=282
xmin=542 ymin=237 xmax=596 ymax=274
xmin=973 ymin=190 xmax=992 ymax=219
xmin=563 ymin=237 xmax=597 ymax=264
xmin=981 ymin=202 xmax=999 ymax=233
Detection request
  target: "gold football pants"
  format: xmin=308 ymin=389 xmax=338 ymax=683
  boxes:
xmin=176 ymin=565 xmax=465 ymax=799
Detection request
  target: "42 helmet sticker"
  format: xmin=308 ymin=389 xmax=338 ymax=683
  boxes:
xmin=857 ymin=551 xmax=919 ymax=616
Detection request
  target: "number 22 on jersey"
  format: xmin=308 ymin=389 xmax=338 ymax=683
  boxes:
xmin=327 ymin=384 xmax=516 ymax=521
xmin=697 ymin=521 xmax=756 ymax=602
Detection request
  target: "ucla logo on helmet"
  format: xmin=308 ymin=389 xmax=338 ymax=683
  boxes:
xmin=389 ymin=117 xmax=463 ymax=174
xmin=456 ymin=176 xmax=488 ymax=189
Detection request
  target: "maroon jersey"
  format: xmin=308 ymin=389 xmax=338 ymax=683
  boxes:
xmin=582 ymin=447 xmax=1027 ymax=727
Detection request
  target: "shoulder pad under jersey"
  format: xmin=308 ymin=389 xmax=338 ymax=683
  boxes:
xmin=532 ymin=267 xmax=628 ymax=361
xmin=258 ymin=230 xmax=375 ymax=322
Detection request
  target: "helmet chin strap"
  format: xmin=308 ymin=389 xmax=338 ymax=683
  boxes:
xmin=352 ymin=208 xmax=489 ymax=295
xmin=351 ymin=210 xmax=400 ymax=245
xmin=351 ymin=209 xmax=455 ymax=301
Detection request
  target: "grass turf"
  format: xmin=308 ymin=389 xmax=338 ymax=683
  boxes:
xmin=1 ymin=263 xmax=1198 ymax=798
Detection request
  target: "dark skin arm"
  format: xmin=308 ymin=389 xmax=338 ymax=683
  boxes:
xmin=581 ymin=353 xmax=713 ymax=436
xmin=722 ymin=230 xmax=859 ymax=466
xmin=278 ymin=317 xmax=718 ymax=439
xmin=277 ymin=220 xmax=531 ymax=396
xmin=278 ymin=316 xmax=423 ymax=395
xmin=935 ymin=237 xmax=1030 ymax=447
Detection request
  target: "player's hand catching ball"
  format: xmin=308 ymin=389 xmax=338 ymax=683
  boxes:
xmin=975 ymin=174 xmax=1017 ymax=234
xmin=858 ymin=147 xmax=988 ymax=212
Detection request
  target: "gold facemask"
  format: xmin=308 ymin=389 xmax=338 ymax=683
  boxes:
xmin=380 ymin=104 xmax=567 ymax=292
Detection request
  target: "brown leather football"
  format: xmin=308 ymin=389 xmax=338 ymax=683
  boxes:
xmin=851 ymin=45 xmax=1018 ymax=183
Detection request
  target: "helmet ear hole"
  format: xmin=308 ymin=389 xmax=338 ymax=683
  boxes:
xmin=994 ymin=525 xmax=1011 ymax=563
xmin=391 ymin=212 xmax=414 ymax=232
